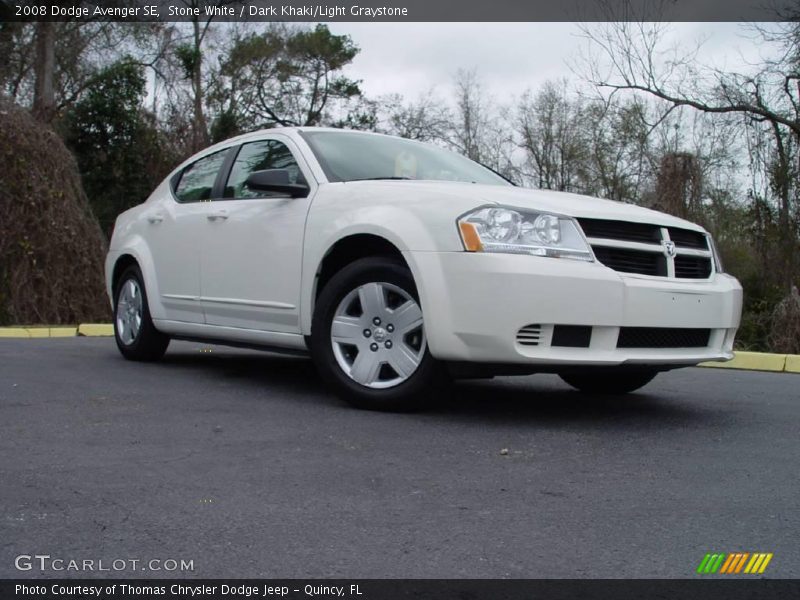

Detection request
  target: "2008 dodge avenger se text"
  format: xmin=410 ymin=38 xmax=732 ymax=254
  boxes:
xmin=105 ymin=128 xmax=743 ymax=410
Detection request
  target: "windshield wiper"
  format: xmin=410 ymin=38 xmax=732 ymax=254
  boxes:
xmin=348 ymin=176 xmax=413 ymax=181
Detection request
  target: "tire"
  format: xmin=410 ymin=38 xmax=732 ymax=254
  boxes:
xmin=113 ymin=265 xmax=170 ymax=361
xmin=310 ymin=257 xmax=446 ymax=411
xmin=559 ymin=369 xmax=658 ymax=395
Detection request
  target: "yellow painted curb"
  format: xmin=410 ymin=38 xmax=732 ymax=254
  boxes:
xmin=785 ymin=355 xmax=800 ymax=374
xmin=49 ymin=327 xmax=78 ymax=337
xmin=700 ymin=351 xmax=787 ymax=372
xmin=24 ymin=328 xmax=52 ymax=338
xmin=0 ymin=328 xmax=33 ymax=338
xmin=0 ymin=326 xmax=80 ymax=338
xmin=77 ymin=323 xmax=114 ymax=337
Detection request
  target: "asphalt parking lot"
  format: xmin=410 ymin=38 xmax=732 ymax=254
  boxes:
xmin=1 ymin=338 xmax=798 ymax=578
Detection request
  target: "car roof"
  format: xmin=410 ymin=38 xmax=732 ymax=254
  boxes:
xmin=196 ymin=126 xmax=413 ymax=162
xmin=235 ymin=125 xmax=384 ymax=139
xmin=169 ymin=127 xmax=400 ymax=187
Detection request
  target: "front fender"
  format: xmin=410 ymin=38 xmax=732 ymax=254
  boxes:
xmin=104 ymin=235 xmax=165 ymax=320
xmin=300 ymin=203 xmax=448 ymax=334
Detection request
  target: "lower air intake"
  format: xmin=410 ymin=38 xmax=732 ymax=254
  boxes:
xmin=617 ymin=327 xmax=711 ymax=349
xmin=552 ymin=325 xmax=592 ymax=348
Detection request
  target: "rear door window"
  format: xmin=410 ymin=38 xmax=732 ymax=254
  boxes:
xmin=174 ymin=149 xmax=229 ymax=202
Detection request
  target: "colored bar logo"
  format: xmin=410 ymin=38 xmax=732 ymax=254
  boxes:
xmin=697 ymin=552 xmax=773 ymax=574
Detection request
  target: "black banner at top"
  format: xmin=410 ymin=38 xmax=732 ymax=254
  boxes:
xmin=2 ymin=0 xmax=799 ymax=22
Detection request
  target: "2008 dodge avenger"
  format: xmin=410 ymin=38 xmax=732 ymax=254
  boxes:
xmin=106 ymin=128 xmax=742 ymax=410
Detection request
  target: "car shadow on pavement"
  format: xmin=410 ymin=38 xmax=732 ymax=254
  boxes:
xmin=153 ymin=346 xmax=716 ymax=426
xmin=156 ymin=350 xmax=326 ymax=394
xmin=429 ymin=377 xmax=718 ymax=428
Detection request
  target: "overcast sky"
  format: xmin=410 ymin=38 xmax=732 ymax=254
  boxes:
xmin=321 ymin=22 xmax=766 ymax=103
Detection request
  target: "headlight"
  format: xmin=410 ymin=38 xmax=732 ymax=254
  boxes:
xmin=708 ymin=234 xmax=724 ymax=273
xmin=457 ymin=206 xmax=594 ymax=261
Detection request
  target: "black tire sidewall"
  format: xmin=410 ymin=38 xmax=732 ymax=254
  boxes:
xmin=310 ymin=257 xmax=443 ymax=411
xmin=113 ymin=265 xmax=168 ymax=361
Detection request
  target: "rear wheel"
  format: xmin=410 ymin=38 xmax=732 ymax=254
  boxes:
xmin=310 ymin=257 xmax=445 ymax=411
xmin=114 ymin=265 xmax=170 ymax=361
xmin=559 ymin=369 xmax=658 ymax=395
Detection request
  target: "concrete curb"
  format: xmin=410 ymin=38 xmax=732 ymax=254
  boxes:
xmin=0 ymin=325 xmax=109 ymax=338
xmin=0 ymin=327 xmax=79 ymax=338
xmin=700 ymin=351 xmax=798 ymax=373
xmin=77 ymin=323 xmax=114 ymax=337
xmin=0 ymin=326 xmax=798 ymax=373
xmin=785 ymin=355 xmax=800 ymax=373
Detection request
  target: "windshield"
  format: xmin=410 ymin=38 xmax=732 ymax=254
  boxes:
xmin=300 ymin=130 xmax=511 ymax=186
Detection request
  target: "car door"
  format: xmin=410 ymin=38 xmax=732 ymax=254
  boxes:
xmin=146 ymin=147 xmax=232 ymax=323
xmin=199 ymin=136 xmax=315 ymax=332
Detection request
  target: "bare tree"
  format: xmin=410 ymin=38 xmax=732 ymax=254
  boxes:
xmin=449 ymin=69 xmax=494 ymax=161
xmin=0 ymin=23 xmax=35 ymax=101
xmin=32 ymin=22 xmax=56 ymax=122
xmin=171 ymin=0 xmax=240 ymax=151
xmin=383 ymin=90 xmax=452 ymax=142
xmin=517 ymin=80 xmax=588 ymax=191
xmin=447 ymin=69 xmax=515 ymax=176
xmin=580 ymin=14 xmax=800 ymax=291
xmin=581 ymin=95 xmax=654 ymax=203
xmin=2 ymin=22 xmax=164 ymax=123
xmin=172 ymin=3 xmax=216 ymax=150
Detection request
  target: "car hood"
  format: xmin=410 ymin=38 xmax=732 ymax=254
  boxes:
xmin=342 ymin=180 xmax=706 ymax=232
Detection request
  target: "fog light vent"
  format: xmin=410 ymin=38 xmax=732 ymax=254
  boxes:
xmin=516 ymin=324 xmax=542 ymax=346
xmin=552 ymin=325 xmax=592 ymax=348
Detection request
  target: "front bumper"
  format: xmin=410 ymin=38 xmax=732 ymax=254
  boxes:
xmin=405 ymin=251 xmax=742 ymax=367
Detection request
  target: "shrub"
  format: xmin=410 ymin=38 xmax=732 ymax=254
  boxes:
xmin=769 ymin=287 xmax=800 ymax=354
xmin=0 ymin=98 xmax=109 ymax=325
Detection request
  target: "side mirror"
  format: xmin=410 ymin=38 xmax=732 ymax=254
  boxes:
xmin=244 ymin=169 xmax=310 ymax=198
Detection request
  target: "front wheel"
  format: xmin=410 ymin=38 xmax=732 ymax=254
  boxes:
xmin=114 ymin=265 xmax=170 ymax=361
xmin=310 ymin=257 xmax=446 ymax=411
xmin=559 ymin=369 xmax=658 ymax=395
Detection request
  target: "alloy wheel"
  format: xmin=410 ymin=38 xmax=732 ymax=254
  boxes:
xmin=330 ymin=282 xmax=426 ymax=389
xmin=116 ymin=278 xmax=143 ymax=346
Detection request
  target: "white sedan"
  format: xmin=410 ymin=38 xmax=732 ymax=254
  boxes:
xmin=105 ymin=128 xmax=742 ymax=410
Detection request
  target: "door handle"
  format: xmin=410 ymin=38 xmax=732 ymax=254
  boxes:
xmin=207 ymin=209 xmax=229 ymax=221
xmin=146 ymin=212 xmax=164 ymax=224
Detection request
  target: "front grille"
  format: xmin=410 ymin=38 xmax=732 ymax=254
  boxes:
xmin=578 ymin=218 xmax=661 ymax=244
xmin=578 ymin=218 xmax=713 ymax=280
xmin=675 ymin=256 xmax=713 ymax=279
xmin=668 ymin=228 xmax=708 ymax=249
xmin=516 ymin=324 xmax=542 ymax=346
xmin=592 ymin=247 xmax=667 ymax=277
xmin=617 ymin=327 xmax=711 ymax=349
